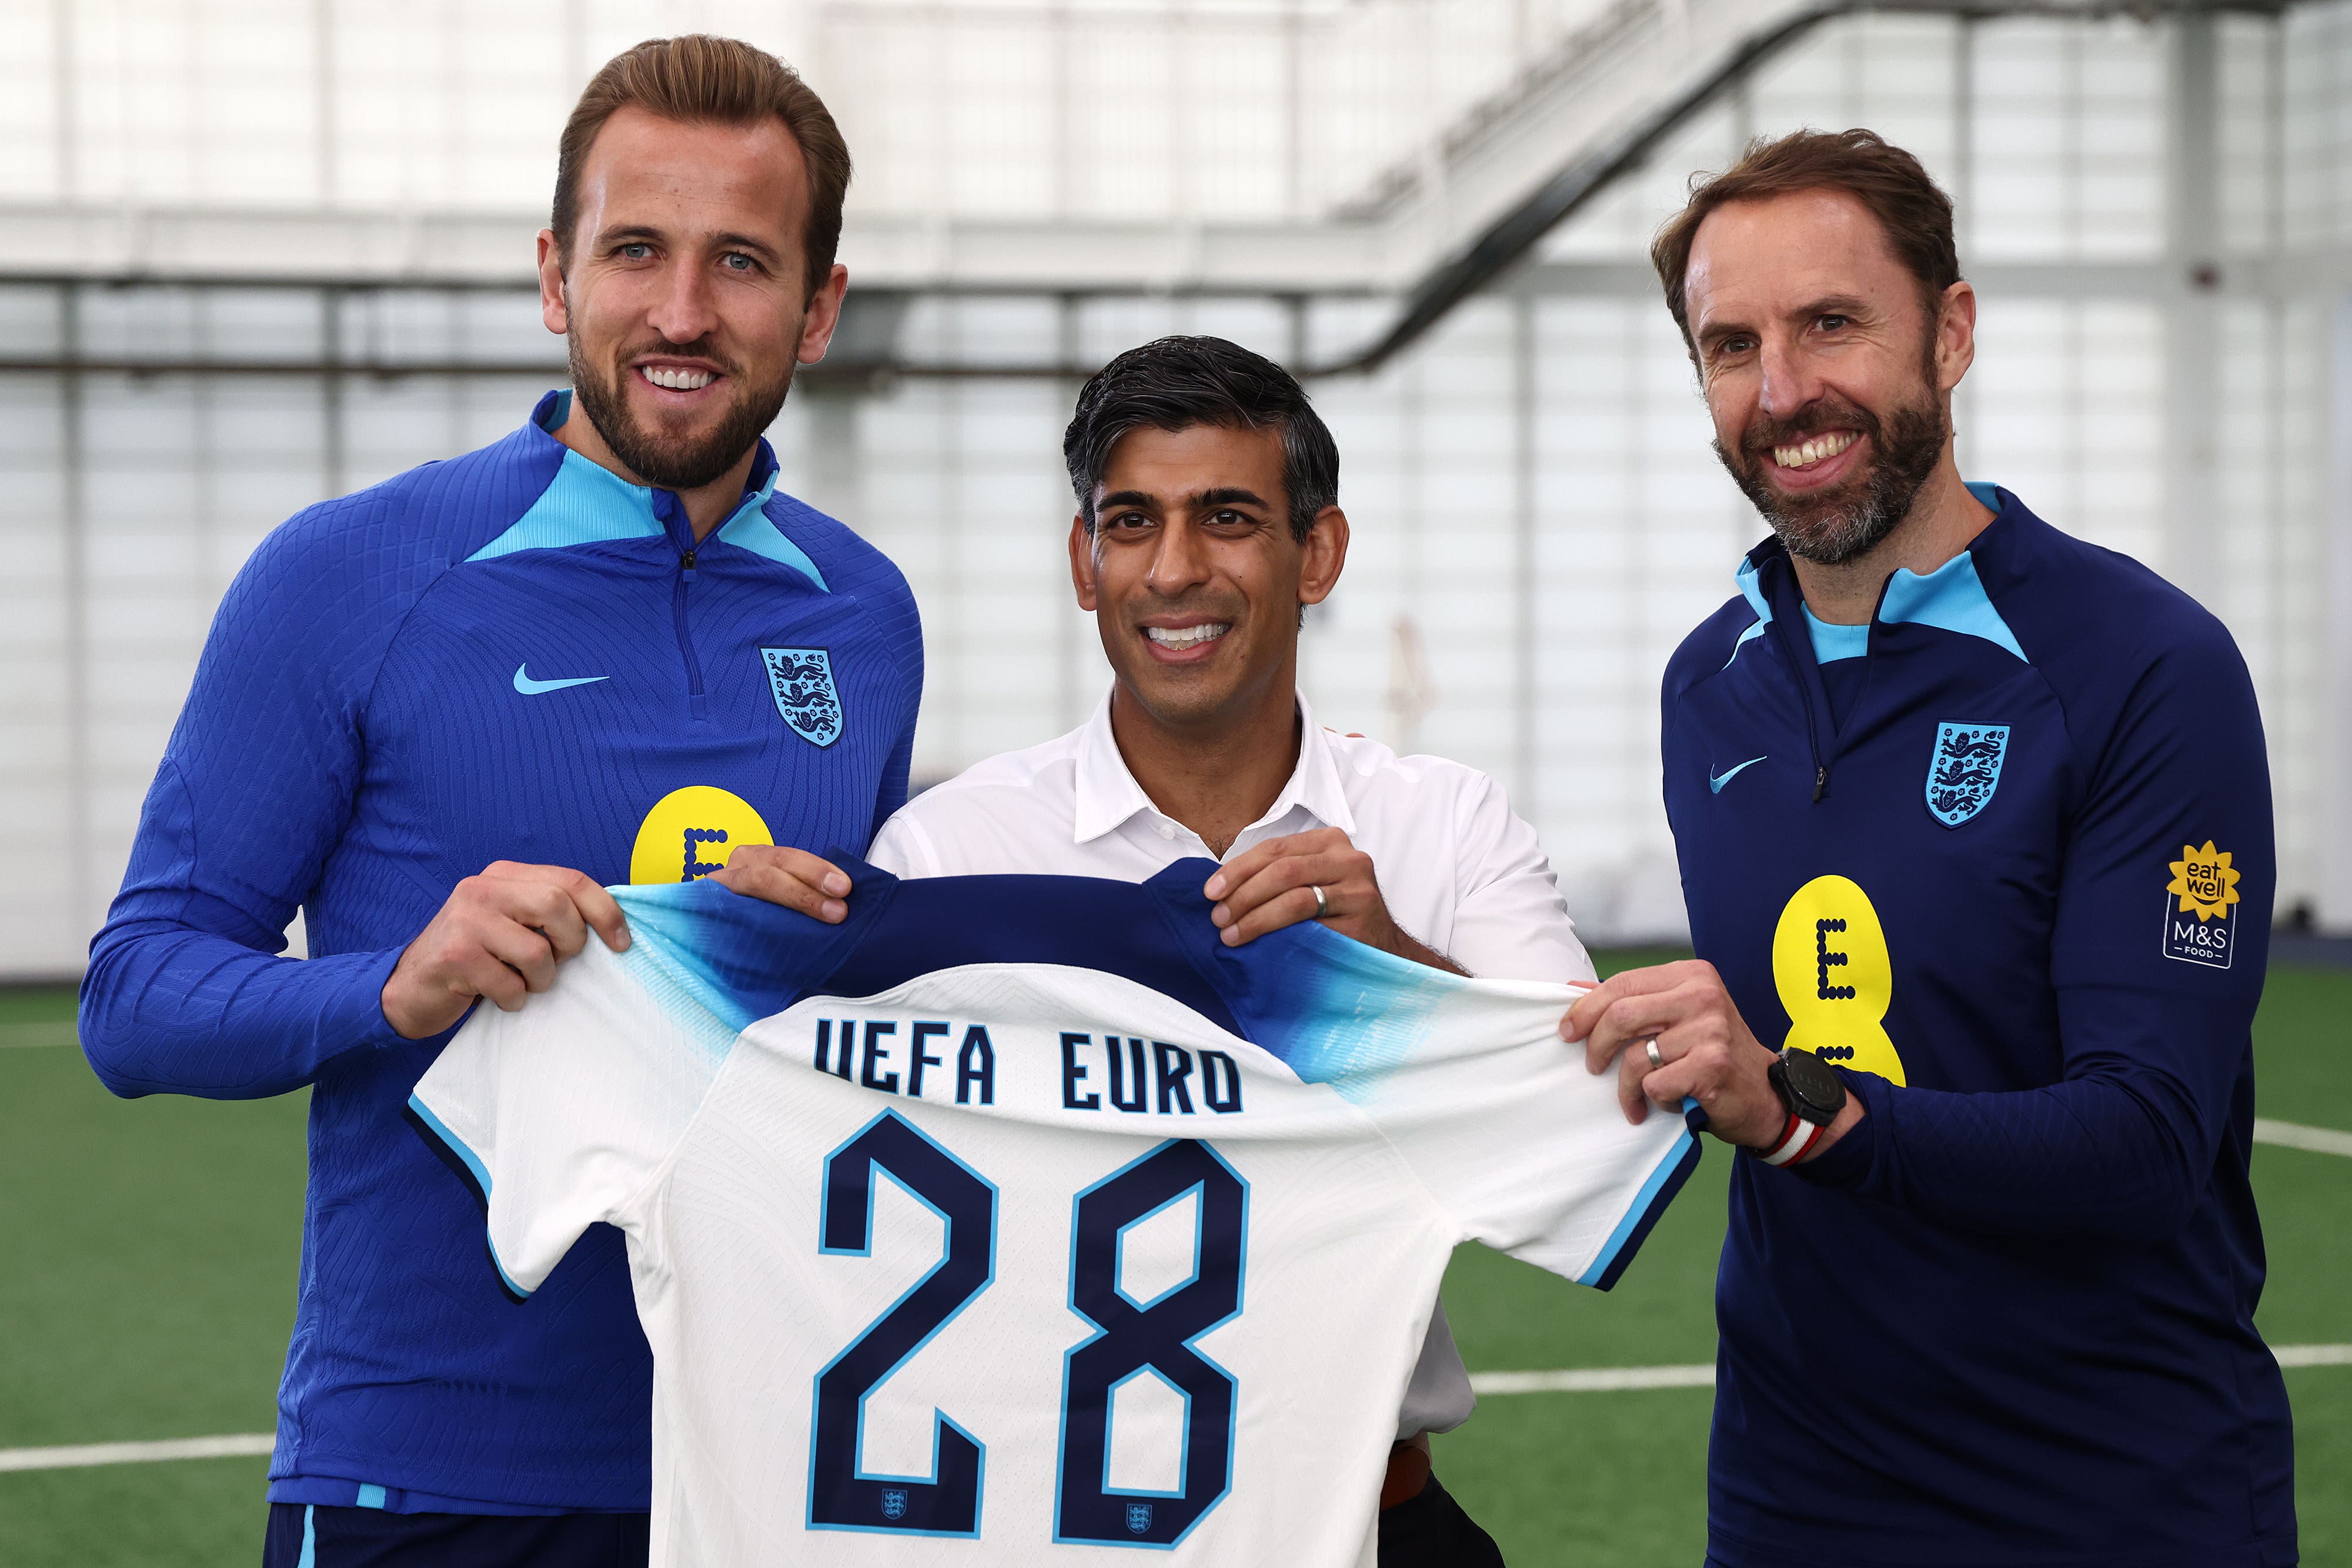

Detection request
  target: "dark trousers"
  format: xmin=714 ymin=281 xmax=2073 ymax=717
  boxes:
xmin=1378 ymin=1474 xmax=1508 ymax=1567
xmin=263 ymin=1504 xmax=650 ymax=1568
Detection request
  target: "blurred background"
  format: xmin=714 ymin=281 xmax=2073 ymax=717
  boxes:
xmin=2 ymin=1 xmax=2349 ymax=1563
xmin=6 ymin=0 xmax=2352 ymax=971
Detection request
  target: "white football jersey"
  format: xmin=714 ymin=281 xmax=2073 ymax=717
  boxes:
xmin=409 ymin=861 xmax=1695 ymax=1567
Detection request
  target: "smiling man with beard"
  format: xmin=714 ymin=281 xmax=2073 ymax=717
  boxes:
xmin=1561 ymin=131 xmax=2294 ymax=1567
xmin=81 ymin=35 xmax=921 ymax=1567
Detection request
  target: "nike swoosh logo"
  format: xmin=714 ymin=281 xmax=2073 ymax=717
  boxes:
xmin=1709 ymin=756 xmax=1768 ymax=794
xmin=513 ymin=663 xmax=610 ymax=696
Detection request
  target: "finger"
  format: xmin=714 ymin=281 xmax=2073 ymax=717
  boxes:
xmin=1215 ymin=851 xmax=1357 ymax=929
xmin=1617 ymin=1033 xmax=1661 ymax=1123
xmin=1203 ymin=829 xmax=1341 ymax=900
xmin=504 ymin=880 xmax=590 ymax=962
xmin=455 ymin=945 xmax=531 ymax=1014
xmin=727 ymin=844 xmax=853 ymax=899
xmin=711 ymin=858 xmax=847 ymax=923
xmin=1562 ymin=961 xmax=1700 ymax=1043
xmin=506 ymin=865 xmax=630 ymax=952
xmin=1581 ymin=978 xmax=1709 ymax=1076
xmin=479 ymin=917 xmax=561 ymax=995
xmin=1220 ymin=885 xmax=1324 ymax=947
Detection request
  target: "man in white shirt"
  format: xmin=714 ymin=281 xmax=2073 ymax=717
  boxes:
xmin=721 ymin=335 xmax=1589 ymax=1562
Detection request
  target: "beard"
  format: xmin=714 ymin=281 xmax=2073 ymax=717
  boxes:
xmin=567 ymin=329 xmax=796 ymax=492
xmin=1715 ymin=379 xmax=1947 ymax=567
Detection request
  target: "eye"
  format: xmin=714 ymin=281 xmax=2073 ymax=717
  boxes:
xmin=1210 ymin=509 xmax=1251 ymax=527
xmin=1716 ymin=335 xmax=1755 ymax=358
xmin=720 ymin=252 xmax=757 ymax=273
xmin=1817 ymin=314 xmax=1850 ymax=332
xmin=1104 ymin=510 xmax=1150 ymax=531
xmin=617 ymin=242 xmax=653 ymax=261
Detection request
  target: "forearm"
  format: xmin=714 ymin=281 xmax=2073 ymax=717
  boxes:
xmin=1793 ymin=1069 xmax=2207 ymax=1241
xmin=81 ymin=914 xmax=406 ymax=1099
xmin=1389 ymin=930 xmax=1469 ymax=978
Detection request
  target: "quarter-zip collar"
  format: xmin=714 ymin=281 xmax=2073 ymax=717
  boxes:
xmin=523 ymin=388 xmax=781 ymax=556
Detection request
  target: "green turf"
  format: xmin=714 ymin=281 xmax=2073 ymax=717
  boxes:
xmin=0 ymin=959 xmax=2345 ymax=1566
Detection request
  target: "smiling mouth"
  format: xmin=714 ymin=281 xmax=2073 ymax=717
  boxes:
xmin=637 ymin=365 xmax=718 ymax=392
xmin=1144 ymin=623 xmax=1230 ymax=650
xmin=1770 ymin=430 xmax=1859 ymax=471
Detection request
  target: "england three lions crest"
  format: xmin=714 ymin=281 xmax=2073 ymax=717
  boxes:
xmin=1925 ymin=721 xmax=2009 ymax=827
xmin=762 ymin=647 xmax=844 ymax=747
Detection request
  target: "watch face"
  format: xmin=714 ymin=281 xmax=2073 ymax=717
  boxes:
xmin=1779 ymin=1048 xmax=1846 ymax=1121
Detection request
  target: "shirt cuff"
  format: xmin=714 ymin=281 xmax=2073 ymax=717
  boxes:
xmin=334 ymin=944 xmax=421 ymax=1052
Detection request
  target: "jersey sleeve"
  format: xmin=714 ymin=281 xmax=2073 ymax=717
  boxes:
xmin=1795 ymin=616 xmax=2274 ymax=1239
xmin=79 ymin=504 xmax=420 ymax=1099
xmin=406 ymin=926 xmax=736 ymax=1299
xmin=1438 ymin=770 xmax=1597 ymax=984
xmin=1225 ymin=928 xmax=1699 ymax=1290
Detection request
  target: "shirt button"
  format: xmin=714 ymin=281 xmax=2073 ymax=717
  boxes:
xmin=1155 ymin=824 xmax=1175 ymax=840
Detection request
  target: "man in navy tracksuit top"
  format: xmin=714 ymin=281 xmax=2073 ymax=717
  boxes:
xmin=1566 ymin=131 xmax=2293 ymax=1566
xmin=78 ymin=39 xmax=920 ymax=1565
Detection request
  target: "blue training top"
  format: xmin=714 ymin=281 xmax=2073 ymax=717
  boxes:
xmin=79 ymin=391 xmax=924 ymax=1514
xmin=1663 ymin=485 xmax=2292 ymax=1568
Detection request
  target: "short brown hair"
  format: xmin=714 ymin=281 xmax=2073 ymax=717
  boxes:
xmin=553 ymin=35 xmax=851 ymax=299
xmin=1649 ymin=128 xmax=1959 ymax=352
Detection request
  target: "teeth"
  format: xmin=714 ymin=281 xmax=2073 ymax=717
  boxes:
xmin=1145 ymin=623 xmax=1229 ymax=649
xmin=640 ymin=366 xmax=715 ymax=391
xmin=1772 ymin=430 xmax=1857 ymax=470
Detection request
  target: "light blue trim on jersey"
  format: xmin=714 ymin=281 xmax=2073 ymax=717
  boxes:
xmin=1723 ymin=557 xmax=1775 ymax=670
xmin=296 ymin=1506 xmax=316 ymax=1568
xmin=1965 ymin=480 xmax=2002 ymax=510
xmin=403 ymin=1095 xmax=533 ymax=1302
xmin=1574 ymin=1125 xmax=1698 ymax=1288
xmin=1802 ymin=604 xmax=1870 ymax=664
xmin=1879 ymin=547 xmax=2028 ymax=663
xmin=714 ymin=474 xmax=830 ymax=593
xmin=463 ymin=449 xmax=667 ymax=561
xmin=1256 ymin=928 xmax=1459 ymax=1101
xmin=355 ymin=1483 xmax=387 ymax=1509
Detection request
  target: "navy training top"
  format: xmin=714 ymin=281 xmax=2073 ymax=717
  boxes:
xmin=79 ymin=392 xmax=923 ymax=1514
xmin=1663 ymin=485 xmax=2293 ymax=1567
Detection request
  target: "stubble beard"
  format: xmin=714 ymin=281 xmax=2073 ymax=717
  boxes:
xmin=567 ymin=328 xmax=797 ymax=493
xmin=1715 ymin=362 xmax=1949 ymax=568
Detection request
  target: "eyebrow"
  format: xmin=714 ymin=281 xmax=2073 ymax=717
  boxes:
xmin=1095 ymin=486 xmax=1274 ymax=514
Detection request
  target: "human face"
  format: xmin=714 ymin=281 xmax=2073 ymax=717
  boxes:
xmin=536 ymin=106 xmax=848 ymax=492
xmin=1070 ymin=424 xmax=1347 ymax=734
xmin=1683 ymin=189 xmax=1972 ymax=564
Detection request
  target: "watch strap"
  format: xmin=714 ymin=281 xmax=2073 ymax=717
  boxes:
xmin=1759 ymin=1111 xmax=1825 ymax=1167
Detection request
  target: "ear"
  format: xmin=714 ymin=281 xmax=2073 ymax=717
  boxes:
xmin=1068 ymin=514 xmax=1099 ymax=613
xmin=536 ymin=229 xmax=569 ymax=336
xmin=1932 ymin=279 xmax=1976 ymax=396
xmin=1296 ymin=506 xmax=1349 ymax=608
xmin=797 ymin=264 xmax=851 ymax=366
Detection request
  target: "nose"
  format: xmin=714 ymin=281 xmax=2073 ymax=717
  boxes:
xmin=1145 ymin=517 xmax=1212 ymax=597
xmin=1755 ymin=330 xmax=1825 ymax=424
xmin=645 ymin=259 xmax=719 ymax=347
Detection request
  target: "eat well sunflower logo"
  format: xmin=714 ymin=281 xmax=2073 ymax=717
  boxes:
xmin=2166 ymin=842 xmax=2241 ymax=922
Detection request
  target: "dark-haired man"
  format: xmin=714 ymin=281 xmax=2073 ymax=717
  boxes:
xmin=860 ymin=336 xmax=1566 ymax=1563
xmin=80 ymin=36 xmax=917 ymax=1565
xmin=1564 ymin=129 xmax=2294 ymax=1565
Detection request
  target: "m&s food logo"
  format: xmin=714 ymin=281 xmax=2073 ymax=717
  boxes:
xmin=2160 ymin=840 xmax=2240 ymax=969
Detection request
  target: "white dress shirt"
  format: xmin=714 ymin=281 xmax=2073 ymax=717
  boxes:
xmin=866 ymin=688 xmax=1596 ymax=1437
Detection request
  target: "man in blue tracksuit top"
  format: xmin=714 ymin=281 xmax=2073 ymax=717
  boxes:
xmin=79 ymin=38 xmax=920 ymax=1565
xmin=1566 ymin=131 xmax=2293 ymax=1565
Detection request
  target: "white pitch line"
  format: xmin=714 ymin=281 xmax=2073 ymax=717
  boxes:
xmin=2254 ymin=1119 xmax=2352 ymax=1159
xmin=5 ymin=1348 xmax=2348 ymax=1469
xmin=0 ymin=1023 xmax=78 ymax=1050
xmin=0 ymin=1433 xmax=274 ymax=1473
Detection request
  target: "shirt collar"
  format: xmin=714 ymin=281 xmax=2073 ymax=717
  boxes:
xmin=1070 ymin=686 xmax=1358 ymax=847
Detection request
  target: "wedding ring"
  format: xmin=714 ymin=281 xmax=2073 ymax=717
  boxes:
xmin=1311 ymin=885 xmax=1329 ymax=919
xmin=1643 ymin=1037 xmax=1665 ymax=1071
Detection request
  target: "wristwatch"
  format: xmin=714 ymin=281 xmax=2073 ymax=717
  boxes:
xmin=1759 ymin=1047 xmax=1847 ymax=1166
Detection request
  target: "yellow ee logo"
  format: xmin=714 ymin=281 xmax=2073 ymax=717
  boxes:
xmin=1770 ymin=875 xmax=1906 ymax=1085
xmin=629 ymin=785 xmax=774 ymax=885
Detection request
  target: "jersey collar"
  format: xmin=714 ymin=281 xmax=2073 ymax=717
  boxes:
xmin=1071 ymin=686 xmax=1359 ymax=848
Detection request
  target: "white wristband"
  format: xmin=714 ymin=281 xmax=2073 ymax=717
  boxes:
xmin=1760 ymin=1112 xmax=1825 ymax=1167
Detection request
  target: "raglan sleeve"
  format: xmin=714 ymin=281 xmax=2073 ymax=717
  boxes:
xmin=79 ymin=509 xmax=413 ymax=1100
xmin=1793 ymin=616 xmax=2273 ymax=1239
xmin=1352 ymin=971 xmax=1702 ymax=1291
xmin=406 ymin=932 xmax=731 ymax=1299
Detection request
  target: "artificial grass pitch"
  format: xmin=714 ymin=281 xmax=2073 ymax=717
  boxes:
xmin=1 ymin=964 xmax=2345 ymax=1566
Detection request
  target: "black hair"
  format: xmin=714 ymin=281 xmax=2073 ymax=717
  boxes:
xmin=1063 ymin=336 xmax=1339 ymax=544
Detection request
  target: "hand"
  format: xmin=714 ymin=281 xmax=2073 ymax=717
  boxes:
xmin=1559 ymin=959 xmax=1857 ymax=1154
xmin=708 ymin=845 xmax=851 ymax=923
xmin=382 ymin=862 xmax=630 ymax=1039
xmin=1201 ymin=828 xmax=1464 ymax=974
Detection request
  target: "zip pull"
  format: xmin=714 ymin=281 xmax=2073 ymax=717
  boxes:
xmin=680 ymin=549 xmax=697 ymax=583
xmin=1813 ymin=764 xmax=1829 ymax=803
